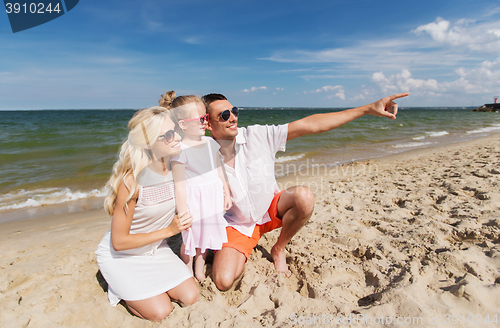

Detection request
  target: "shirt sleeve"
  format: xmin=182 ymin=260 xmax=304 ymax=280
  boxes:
xmin=272 ymin=123 xmax=288 ymax=153
xmin=264 ymin=124 xmax=288 ymax=154
xmin=170 ymin=148 xmax=186 ymax=164
xmin=245 ymin=124 xmax=288 ymax=155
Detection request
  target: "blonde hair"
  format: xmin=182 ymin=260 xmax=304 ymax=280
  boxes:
xmin=159 ymin=90 xmax=205 ymax=123
xmin=104 ymin=106 xmax=170 ymax=215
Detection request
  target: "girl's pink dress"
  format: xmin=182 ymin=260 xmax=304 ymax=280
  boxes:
xmin=171 ymin=136 xmax=228 ymax=256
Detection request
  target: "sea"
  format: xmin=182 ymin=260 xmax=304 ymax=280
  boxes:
xmin=1 ymin=107 xmax=500 ymax=222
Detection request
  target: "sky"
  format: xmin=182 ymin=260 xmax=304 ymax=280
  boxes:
xmin=1 ymin=0 xmax=500 ymax=109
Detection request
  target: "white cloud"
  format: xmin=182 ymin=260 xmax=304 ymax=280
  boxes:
xmin=276 ymin=87 xmax=284 ymax=91
xmin=241 ymin=86 xmax=268 ymax=92
xmin=413 ymin=17 xmax=500 ymax=53
xmin=264 ymin=16 xmax=500 ymax=77
xmin=371 ymin=58 xmax=500 ymax=97
xmin=308 ymin=85 xmax=345 ymax=100
xmin=371 ymin=69 xmax=439 ymax=94
xmin=184 ymin=37 xmax=203 ymax=45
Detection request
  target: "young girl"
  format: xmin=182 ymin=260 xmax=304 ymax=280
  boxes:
xmin=159 ymin=91 xmax=231 ymax=281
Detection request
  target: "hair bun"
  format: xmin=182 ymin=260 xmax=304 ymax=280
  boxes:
xmin=159 ymin=90 xmax=176 ymax=109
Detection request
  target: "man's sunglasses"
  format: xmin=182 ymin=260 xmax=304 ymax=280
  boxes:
xmin=219 ymin=107 xmax=239 ymax=122
xmin=181 ymin=113 xmax=209 ymax=125
xmin=158 ymin=129 xmax=176 ymax=143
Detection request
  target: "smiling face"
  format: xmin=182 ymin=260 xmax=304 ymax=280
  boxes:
xmin=206 ymin=99 xmax=238 ymax=141
xmin=151 ymin=115 xmax=181 ymax=160
xmin=179 ymin=102 xmax=207 ymax=138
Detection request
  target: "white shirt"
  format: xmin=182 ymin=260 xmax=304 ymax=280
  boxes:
xmin=222 ymin=124 xmax=288 ymax=237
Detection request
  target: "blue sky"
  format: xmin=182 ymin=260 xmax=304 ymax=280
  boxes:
xmin=1 ymin=0 xmax=500 ymax=109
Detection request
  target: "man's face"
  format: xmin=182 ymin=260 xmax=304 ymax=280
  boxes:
xmin=206 ymin=99 xmax=239 ymax=141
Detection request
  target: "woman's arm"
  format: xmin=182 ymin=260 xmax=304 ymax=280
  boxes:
xmin=110 ymin=177 xmax=191 ymax=251
xmin=172 ymin=161 xmax=189 ymax=216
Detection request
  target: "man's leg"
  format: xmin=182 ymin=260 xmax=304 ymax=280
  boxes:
xmin=272 ymin=186 xmax=314 ymax=276
xmin=211 ymin=247 xmax=246 ymax=291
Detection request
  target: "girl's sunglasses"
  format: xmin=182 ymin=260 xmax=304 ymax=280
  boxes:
xmin=158 ymin=129 xmax=176 ymax=143
xmin=219 ymin=107 xmax=239 ymax=122
xmin=182 ymin=113 xmax=209 ymax=125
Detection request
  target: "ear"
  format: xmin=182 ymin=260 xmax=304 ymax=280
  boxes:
xmin=206 ymin=119 xmax=214 ymax=132
xmin=178 ymin=120 xmax=187 ymax=132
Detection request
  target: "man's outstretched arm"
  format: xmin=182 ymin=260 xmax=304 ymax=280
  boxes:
xmin=287 ymin=93 xmax=409 ymax=141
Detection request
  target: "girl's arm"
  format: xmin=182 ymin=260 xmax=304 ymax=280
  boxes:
xmin=110 ymin=176 xmax=192 ymax=251
xmin=172 ymin=161 xmax=189 ymax=216
xmin=216 ymin=154 xmax=232 ymax=210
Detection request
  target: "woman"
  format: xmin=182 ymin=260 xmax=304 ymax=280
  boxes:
xmin=96 ymin=106 xmax=199 ymax=322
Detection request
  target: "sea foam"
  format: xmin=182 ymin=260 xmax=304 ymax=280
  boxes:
xmin=413 ymin=131 xmax=449 ymax=140
xmin=393 ymin=142 xmax=434 ymax=148
xmin=466 ymin=125 xmax=500 ymax=134
xmin=275 ymin=154 xmax=306 ymax=163
xmin=0 ymin=188 xmax=103 ymax=211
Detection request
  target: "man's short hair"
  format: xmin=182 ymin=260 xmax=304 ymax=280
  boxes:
xmin=202 ymin=93 xmax=227 ymax=110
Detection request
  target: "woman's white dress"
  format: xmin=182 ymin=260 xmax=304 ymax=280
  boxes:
xmin=95 ymin=167 xmax=192 ymax=306
xmin=171 ymin=137 xmax=228 ymax=256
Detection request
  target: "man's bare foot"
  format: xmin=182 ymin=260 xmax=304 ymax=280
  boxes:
xmin=271 ymin=244 xmax=292 ymax=277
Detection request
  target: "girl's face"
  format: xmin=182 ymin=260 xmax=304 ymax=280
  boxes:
xmin=152 ymin=116 xmax=181 ymax=159
xmin=180 ymin=102 xmax=207 ymax=137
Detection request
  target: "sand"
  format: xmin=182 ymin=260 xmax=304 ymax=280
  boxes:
xmin=1 ymin=134 xmax=500 ymax=327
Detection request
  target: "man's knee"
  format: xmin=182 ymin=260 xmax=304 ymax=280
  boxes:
xmin=291 ymin=186 xmax=314 ymax=216
xmin=213 ymin=270 xmax=237 ymax=291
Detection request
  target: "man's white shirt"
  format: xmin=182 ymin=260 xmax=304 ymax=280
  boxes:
xmin=222 ymin=124 xmax=288 ymax=237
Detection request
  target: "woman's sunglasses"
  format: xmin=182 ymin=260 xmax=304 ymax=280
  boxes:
xmin=219 ymin=107 xmax=239 ymax=122
xmin=181 ymin=113 xmax=209 ymax=125
xmin=158 ymin=130 xmax=176 ymax=143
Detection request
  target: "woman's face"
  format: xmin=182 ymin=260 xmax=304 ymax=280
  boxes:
xmin=180 ymin=102 xmax=207 ymax=137
xmin=152 ymin=116 xmax=181 ymax=159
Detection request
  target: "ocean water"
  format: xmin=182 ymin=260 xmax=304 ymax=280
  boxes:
xmin=1 ymin=107 xmax=499 ymax=216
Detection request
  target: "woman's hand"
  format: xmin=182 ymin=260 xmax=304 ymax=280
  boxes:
xmin=166 ymin=212 xmax=193 ymax=235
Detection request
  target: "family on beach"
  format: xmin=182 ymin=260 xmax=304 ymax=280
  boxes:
xmin=95 ymin=91 xmax=408 ymax=322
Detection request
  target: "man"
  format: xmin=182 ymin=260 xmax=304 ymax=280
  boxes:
xmin=202 ymin=92 xmax=409 ymax=291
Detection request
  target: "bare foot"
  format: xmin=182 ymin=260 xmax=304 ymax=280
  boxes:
xmin=271 ymin=245 xmax=292 ymax=277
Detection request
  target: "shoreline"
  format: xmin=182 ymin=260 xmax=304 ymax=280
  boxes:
xmin=1 ymin=133 xmax=499 ymax=327
xmin=2 ymin=133 xmax=500 ymax=226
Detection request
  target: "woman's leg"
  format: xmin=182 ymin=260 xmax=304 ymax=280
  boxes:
xmin=125 ymin=293 xmax=173 ymax=322
xmin=194 ymin=249 xmax=207 ymax=281
xmin=167 ymin=277 xmax=199 ymax=306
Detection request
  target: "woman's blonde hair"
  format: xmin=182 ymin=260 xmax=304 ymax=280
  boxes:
xmin=104 ymin=106 xmax=170 ymax=215
xmin=159 ymin=90 xmax=205 ymax=123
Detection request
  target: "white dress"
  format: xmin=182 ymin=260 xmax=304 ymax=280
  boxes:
xmin=95 ymin=167 xmax=192 ymax=306
xmin=171 ymin=137 xmax=228 ymax=256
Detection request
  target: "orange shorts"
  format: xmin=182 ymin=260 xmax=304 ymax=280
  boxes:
xmin=223 ymin=191 xmax=283 ymax=260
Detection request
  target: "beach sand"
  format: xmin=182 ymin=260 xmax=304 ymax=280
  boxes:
xmin=1 ymin=134 xmax=500 ymax=327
